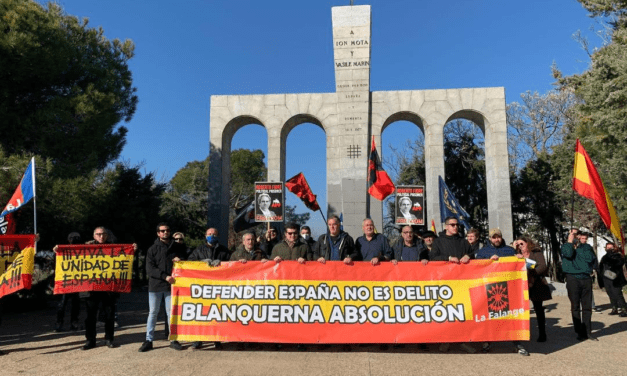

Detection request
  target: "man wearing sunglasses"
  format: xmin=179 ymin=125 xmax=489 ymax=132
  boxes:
xmin=426 ymin=216 xmax=475 ymax=353
xmin=139 ymin=223 xmax=188 ymax=352
xmin=269 ymin=223 xmax=311 ymax=263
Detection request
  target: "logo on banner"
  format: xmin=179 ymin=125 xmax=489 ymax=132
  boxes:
xmin=486 ymin=282 xmax=509 ymax=312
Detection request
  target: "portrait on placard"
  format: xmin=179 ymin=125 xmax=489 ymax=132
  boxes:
xmin=255 ymin=182 xmax=284 ymax=222
xmin=395 ymin=186 xmax=424 ymax=225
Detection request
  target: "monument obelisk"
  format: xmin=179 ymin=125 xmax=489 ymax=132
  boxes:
xmin=327 ymin=5 xmax=381 ymax=237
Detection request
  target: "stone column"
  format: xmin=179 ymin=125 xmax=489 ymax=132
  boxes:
xmin=329 ymin=5 xmax=374 ymax=237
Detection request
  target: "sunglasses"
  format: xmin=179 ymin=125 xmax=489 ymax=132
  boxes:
xmin=286 ymin=231 xmax=298 ymax=235
xmin=174 ymin=238 xmax=183 ymax=242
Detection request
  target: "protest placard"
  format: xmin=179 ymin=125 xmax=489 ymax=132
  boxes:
xmin=395 ymin=185 xmax=424 ymax=225
xmin=254 ymin=182 xmax=284 ymax=222
xmin=170 ymin=258 xmax=529 ymax=343
xmin=0 ymin=235 xmax=36 ymax=298
xmin=54 ymin=244 xmax=134 ymax=294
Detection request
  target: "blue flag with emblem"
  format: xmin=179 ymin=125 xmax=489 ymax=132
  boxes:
xmin=438 ymin=176 xmax=470 ymax=230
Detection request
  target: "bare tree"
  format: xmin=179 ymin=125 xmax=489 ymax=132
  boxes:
xmin=507 ymin=89 xmax=577 ymax=170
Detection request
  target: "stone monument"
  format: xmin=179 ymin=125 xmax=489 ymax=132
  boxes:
xmin=208 ymin=5 xmax=512 ymax=244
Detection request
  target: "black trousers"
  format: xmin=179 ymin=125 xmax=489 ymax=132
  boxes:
xmin=532 ymin=300 xmax=546 ymax=335
xmin=604 ymin=278 xmax=627 ymax=310
xmin=56 ymin=293 xmax=80 ymax=326
xmin=85 ymin=292 xmax=116 ymax=343
xmin=565 ymin=274 xmax=592 ymax=337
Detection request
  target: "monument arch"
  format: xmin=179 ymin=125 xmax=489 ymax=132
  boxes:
xmin=209 ymin=5 xmax=513 ymax=244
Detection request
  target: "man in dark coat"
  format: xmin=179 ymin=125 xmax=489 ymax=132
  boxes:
xmin=561 ymin=229 xmax=598 ymax=341
xmin=429 ymin=217 xmax=473 ymax=263
xmin=313 ymin=215 xmax=358 ymax=264
xmin=139 ymin=223 xmax=188 ymax=352
xmin=466 ymin=228 xmax=482 ymax=255
xmin=390 ymin=225 xmax=428 ymax=264
xmin=259 ymin=226 xmax=280 ymax=256
xmin=475 ymin=228 xmax=528 ymax=356
xmin=188 ymin=228 xmax=230 ymax=264
xmin=599 ymin=242 xmax=627 ymax=317
xmin=425 ymin=217 xmax=474 ymax=353
xmin=231 ymin=232 xmax=265 ymax=262
xmin=300 ymin=225 xmax=316 ymax=249
xmin=81 ymin=227 xmax=137 ymax=350
xmin=188 ymin=227 xmax=230 ymax=350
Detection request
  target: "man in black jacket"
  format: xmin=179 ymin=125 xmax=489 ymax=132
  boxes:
xmin=188 ymin=227 xmax=230 ymax=350
xmin=313 ymin=215 xmax=357 ymax=264
xmin=138 ymin=223 xmax=188 ymax=352
xmin=390 ymin=225 xmax=428 ymax=264
xmin=425 ymin=217 xmax=475 ymax=353
xmin=188 ymin=228 xmax=230 ymax=265
xmin=429 ymin=217 xmax=473 ymax=264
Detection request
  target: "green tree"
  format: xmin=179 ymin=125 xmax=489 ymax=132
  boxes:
xmin=0 ymin=0 xmax=137 ymax=177
xmin=443 ymin=120 xmax=487 ymax=231
xmin=161 ymin=149 xmax=271 ymax=248
xmin=554 ymin=0 xmax=627 ymax=225
xmin=385 ymin=120 xmax=487 ymax=234
xmin=285 ymin=205 xmax=310 ymax=226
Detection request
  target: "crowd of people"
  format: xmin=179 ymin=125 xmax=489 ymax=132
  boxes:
xmin=39 ymin=217 xmax=627 ymax=357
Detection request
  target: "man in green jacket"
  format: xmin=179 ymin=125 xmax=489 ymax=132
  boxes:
xmin=270 ymin=223 xmax=311 ymax=263
xmin=561 ymin=229 xmax=598 ymax=341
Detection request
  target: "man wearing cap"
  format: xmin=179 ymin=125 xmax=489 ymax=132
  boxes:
xmin=561 ymin=229 xmax=598 ymax=341
xmin=475 ymin=228 xmax=529 ymax=356
xmin=421 ymin=230 xmax=437 ymax=253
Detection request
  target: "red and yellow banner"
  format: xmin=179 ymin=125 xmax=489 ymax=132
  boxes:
xmin=573 ymin=139 xmax=624 ymax=245
xmin=170 ymin=258 xmax=529 ymax=343
xmin=54 ymin=244 xmax=134 ymax=294
xmin=0 ymin=235 xmax=36 ymax=298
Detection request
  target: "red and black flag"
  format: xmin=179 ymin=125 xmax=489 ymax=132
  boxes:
xmin=367 ymin=136 xmax=395 ymax=201
xmin=286 ymin=172 xmax=320 ymax=211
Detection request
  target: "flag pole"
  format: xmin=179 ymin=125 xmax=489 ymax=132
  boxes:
xmin=31 ymin=157 xmax=37 ymax=252
xmin=570 ymin=140 xmax=576 ymax=231
xmin=317 ymin=209 xmax=331 ymax=261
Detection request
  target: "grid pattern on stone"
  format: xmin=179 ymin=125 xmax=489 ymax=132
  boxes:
xmin=347 ymin=145 xmax=361 ymax=158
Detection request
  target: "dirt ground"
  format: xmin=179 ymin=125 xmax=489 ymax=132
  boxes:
xmin=1 ymin=288 xmax=626 ymax=376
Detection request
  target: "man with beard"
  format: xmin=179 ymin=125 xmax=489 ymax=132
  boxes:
xmin=475 ymin=228 xmax=528 ymax=356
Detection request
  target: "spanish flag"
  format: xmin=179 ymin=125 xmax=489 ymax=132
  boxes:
xmin=573 ymin=139 xmax=624 ymax=245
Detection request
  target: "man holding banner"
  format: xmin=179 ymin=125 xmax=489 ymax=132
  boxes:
xmin=82 ymin=227 xmax=133 ymax=350
xmin=355 ymin=218 xmax=392 ymax=265
xmin=427 ymin=216 xmax=475 ymax=353
xmin=313 ymin=215 xmax=357 ymax=264
xmin=139 ymin=223 xmax=188 ymax=352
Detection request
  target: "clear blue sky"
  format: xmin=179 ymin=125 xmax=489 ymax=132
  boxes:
xmin=45 ymin=0 xmax=600 ymax=236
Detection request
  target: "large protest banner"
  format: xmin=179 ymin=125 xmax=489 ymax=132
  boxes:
xmin=54 ymin=244 xmax=134 ymax=294
xmin=170 ymin=259 xmax=529 ymax=343
xmin=0 ymin=235 xmax=36 ymax=298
